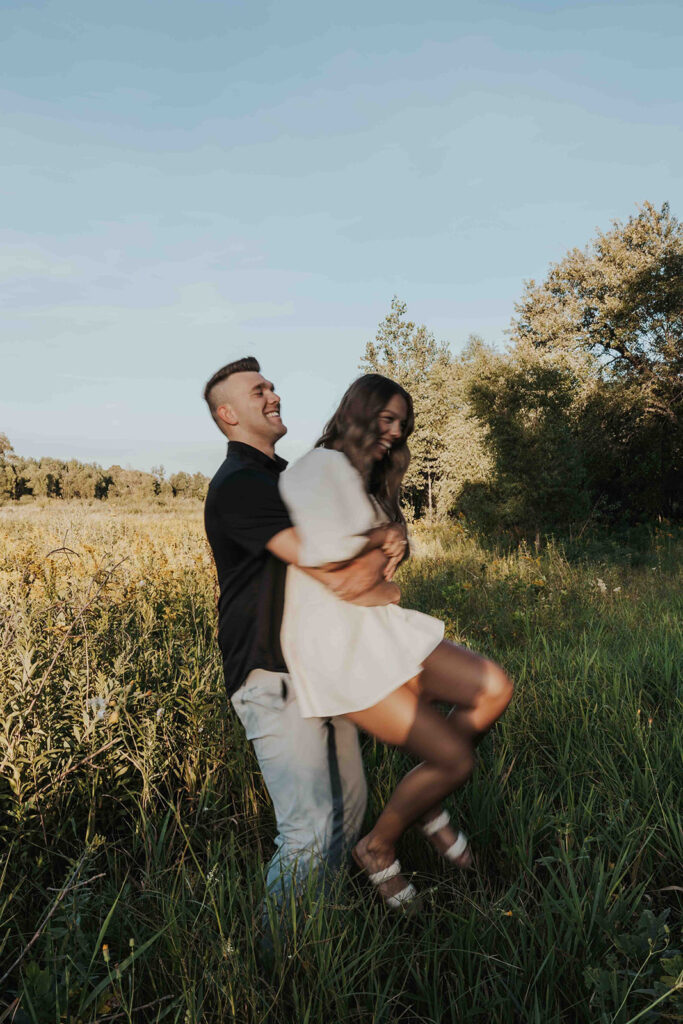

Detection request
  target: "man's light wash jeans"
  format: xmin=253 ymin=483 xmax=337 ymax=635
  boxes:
xmin=231 ymin=668 xmax=367 ymax=906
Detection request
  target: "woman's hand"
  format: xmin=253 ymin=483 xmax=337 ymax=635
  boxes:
xmin=381 ymin=523 xmax=407 ymax=581
xmin=356 ymin=523 xmax=407 ymax=581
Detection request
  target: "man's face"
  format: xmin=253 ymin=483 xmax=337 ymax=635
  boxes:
xmin=221 ymin=371 xmax=287 ymax=445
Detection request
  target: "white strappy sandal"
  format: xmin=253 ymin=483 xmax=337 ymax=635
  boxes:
xmin=420 ymin=810 xmax=472 ymax=867
xmin=352 ymin=852 xmax=419 ymax=909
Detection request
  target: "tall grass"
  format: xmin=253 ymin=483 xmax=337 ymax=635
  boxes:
xmin=0 ymin=504 xmax=681 ymax=1023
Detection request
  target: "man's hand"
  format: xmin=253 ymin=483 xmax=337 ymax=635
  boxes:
xmin=319 ymin=548 xmax=388 ymax=601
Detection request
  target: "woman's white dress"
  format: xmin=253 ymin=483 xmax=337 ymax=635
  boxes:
xmin=279 ymin=448 xmax=444 ymax=718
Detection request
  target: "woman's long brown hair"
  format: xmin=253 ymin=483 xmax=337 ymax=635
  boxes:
xmin=315 ymin=374 xmax=414 ymax=524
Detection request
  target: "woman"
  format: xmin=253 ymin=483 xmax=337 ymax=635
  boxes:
xmin=279 ymin=374 xmax=513 ymax=909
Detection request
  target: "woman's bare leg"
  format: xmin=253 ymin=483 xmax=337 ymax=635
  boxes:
xmin=346 ymin=684 xmax=477 ymax=897
xmin=414 ymin=640 xmax=513 ymax=852
xmin=350 ymin=643 xmax=513 ymax=886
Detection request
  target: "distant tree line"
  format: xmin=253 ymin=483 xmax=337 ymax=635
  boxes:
xmin=363 ymin=202 xmax=682 ymax=535
xmin=0 ymin=439 xmax=209 ymax=504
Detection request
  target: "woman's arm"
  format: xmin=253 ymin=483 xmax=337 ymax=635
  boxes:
xmin=276 ymin=449 xmax=405 ymax=594
xmin=294 ymin=523 xmax=401 ymax=567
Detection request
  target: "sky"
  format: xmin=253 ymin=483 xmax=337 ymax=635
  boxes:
xmin=2 ymin=0 xmax=682 ymax=475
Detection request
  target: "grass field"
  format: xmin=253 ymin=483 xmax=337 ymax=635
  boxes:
xmin=0 ymin=503 xmax=681 ymax=1023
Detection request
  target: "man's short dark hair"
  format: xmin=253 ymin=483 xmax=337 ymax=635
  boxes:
xmin=203 ymin=356 xmax=260 ymax=423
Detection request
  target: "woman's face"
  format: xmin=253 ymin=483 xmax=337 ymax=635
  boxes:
xmin=371 ymin=393 xmax=409 ymax=461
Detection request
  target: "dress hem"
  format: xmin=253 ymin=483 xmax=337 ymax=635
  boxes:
xmin=289 ymin=630 xmax=444 ymax=719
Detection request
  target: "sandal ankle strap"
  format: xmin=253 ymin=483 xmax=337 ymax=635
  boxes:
xmin=421 ymin=810 xmax=451 ymax=837
xmin=367 ymin=859 xmax=402 ymax=886
xmin=386 ymin=882 xmax=418 ymax=908
xmin=444 ymin=832 xmax=469 ymax=861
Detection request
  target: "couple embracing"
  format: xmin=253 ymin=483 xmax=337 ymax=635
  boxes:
xmin=203 ymin=356 xmax=513 ymax=912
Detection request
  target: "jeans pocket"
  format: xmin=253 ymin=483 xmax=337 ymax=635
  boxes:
xmin=232 ymin=674 xmax=292 ymax=741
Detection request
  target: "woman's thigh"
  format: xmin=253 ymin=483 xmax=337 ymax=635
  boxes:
xmin=418 ymin=639 xmax=493 ymax=706
xmin=344 ymin=683 xmax=468 ymax=768
xmin=345 ymin=684 xmax=420 ymax=746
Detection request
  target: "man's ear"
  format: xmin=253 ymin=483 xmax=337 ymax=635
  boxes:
xmin=216 ymin=404 xmax=239 ymax=428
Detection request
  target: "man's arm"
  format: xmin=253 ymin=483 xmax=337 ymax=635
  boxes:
xmin=347 ymin=580 xmax=401 ymax=606
xmin=266 ymin=528 xmax=392 ymax=603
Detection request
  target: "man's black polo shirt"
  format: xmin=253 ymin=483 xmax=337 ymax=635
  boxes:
xmin=204 ymin=440 xmax=292 ymax=697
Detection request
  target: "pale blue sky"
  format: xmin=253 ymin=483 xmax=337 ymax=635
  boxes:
xmin=2 ymin=0 xmax=681 ymax=474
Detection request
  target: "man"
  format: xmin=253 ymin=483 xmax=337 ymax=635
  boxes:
xmin=203 ymin=356 xmax=390 ymax=910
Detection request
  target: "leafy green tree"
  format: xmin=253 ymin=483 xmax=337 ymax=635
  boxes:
xmin=511 ymin=201 xmax=683 ymax=516
xmin=361 ymin=297 xmax=452 ymax=516
xmin=467 ymin=347 xmax=590 ymax=536
xmin=435 ymin=337 xmax=495 ymax=520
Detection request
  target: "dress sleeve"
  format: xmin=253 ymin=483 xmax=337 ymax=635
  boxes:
xmin=279 ymin=449 xmax=377 ymax=566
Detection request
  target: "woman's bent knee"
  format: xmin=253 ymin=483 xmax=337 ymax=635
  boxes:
xmin=482 ymin=662 xmax=514 ymax=707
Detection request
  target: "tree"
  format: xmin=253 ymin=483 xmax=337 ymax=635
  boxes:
xmin=0 ymin=434 xmax=17 ymax=503
xmin=467 ymin=346 xmax=590 ymax=536
xmin=0 ymin=442 xmax=208 ymax=505
xmin=511 ymin=201 xmax=683 ymax=515
xmin=435 ymin=337 xmax=495 ymax=520
xmin=169 ymin=471 xmax=192 ymax=497
xmin=23 ymin=458 xmax=64 ymax=498
xmin=190 ymin=472 xmax=209 ymax=500
xmin=150 ymin=465 xmax=166 ymax=496
xmin=108 ymin=466 xmax=158 ymax=501
xmin=361 ymin=297 xmax=452 ymax=516
xmin=60 ymin=461 xmax=103 ymax=500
